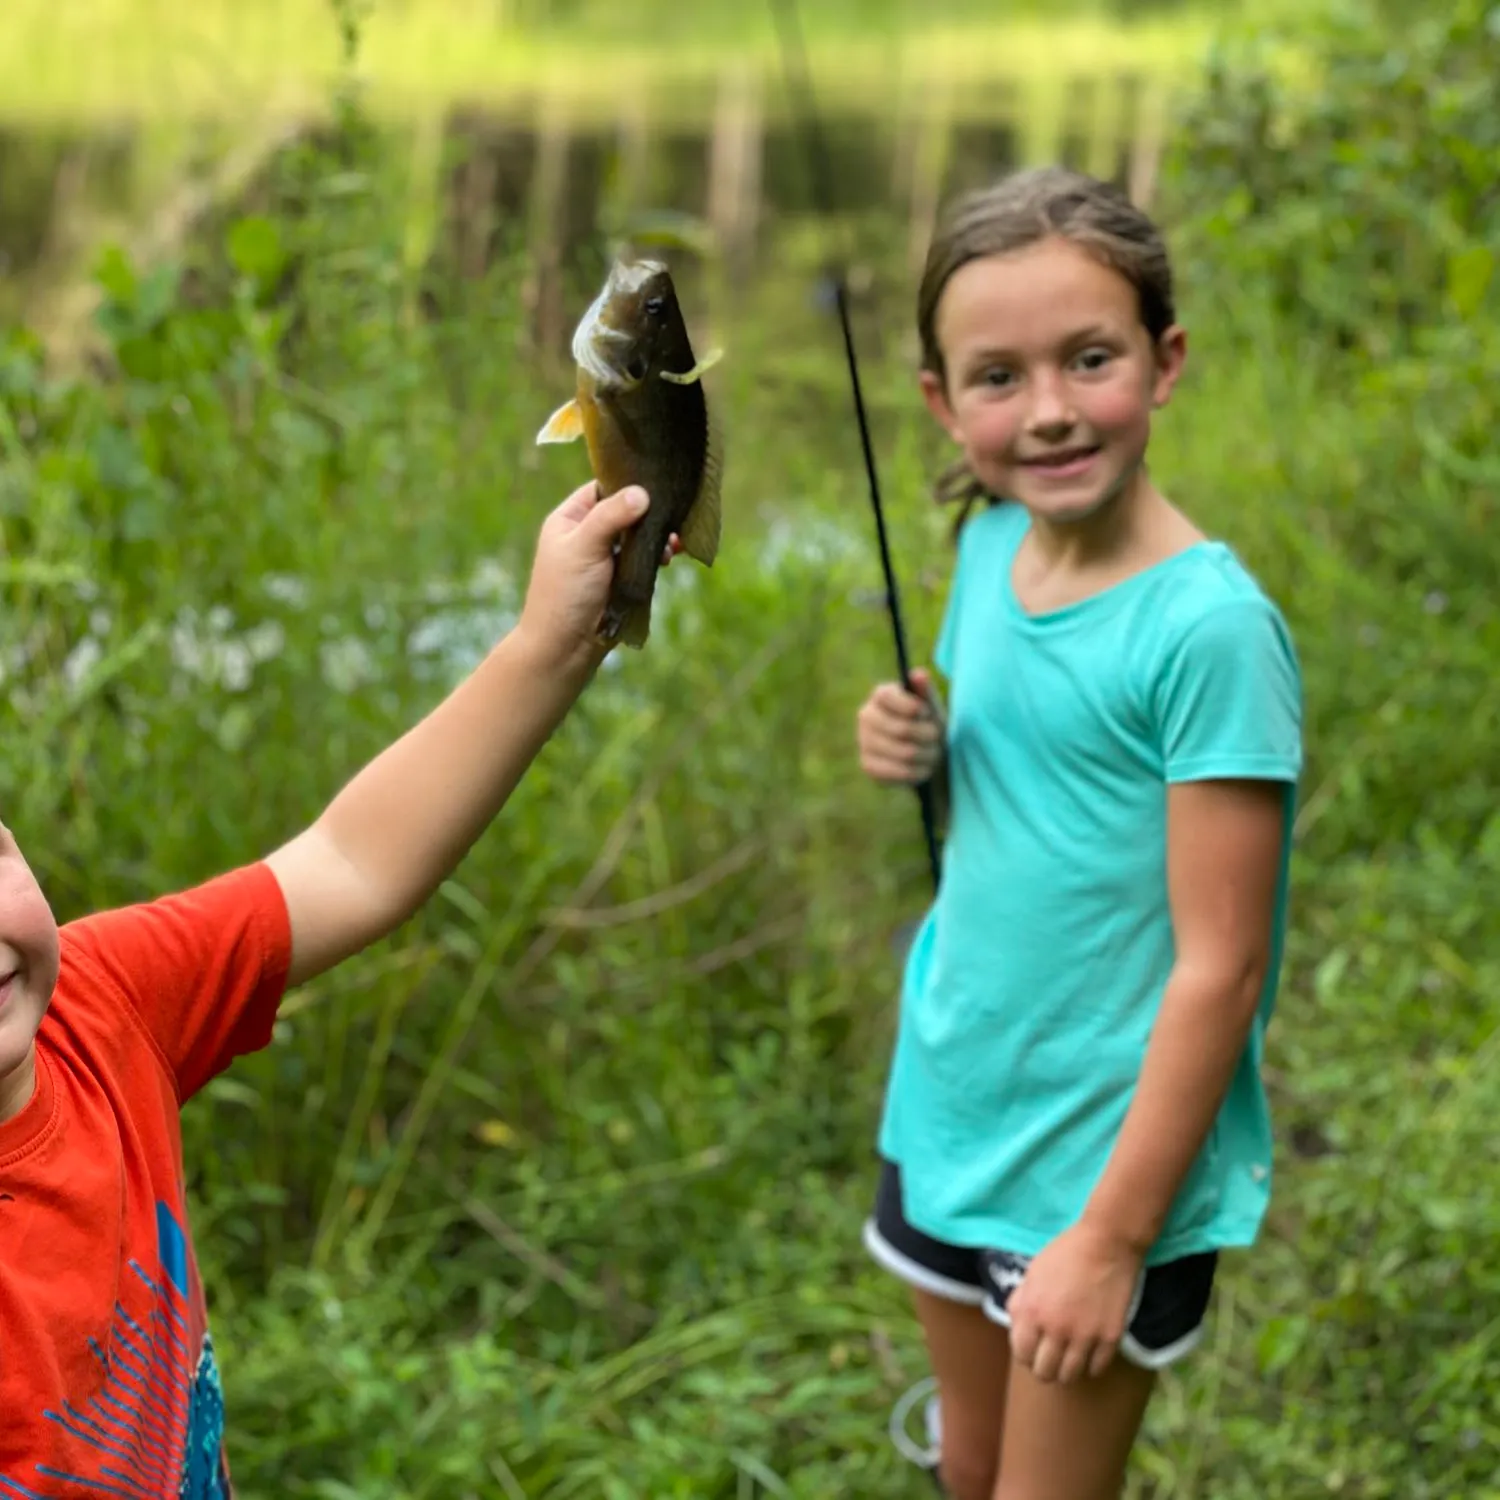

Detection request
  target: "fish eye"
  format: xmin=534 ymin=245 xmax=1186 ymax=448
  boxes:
xmin=644 ymin=296 xmax=665 ymax=317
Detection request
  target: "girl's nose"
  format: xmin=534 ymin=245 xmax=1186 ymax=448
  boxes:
xmin=1026 ymin=369 xmax=1076 ymax=435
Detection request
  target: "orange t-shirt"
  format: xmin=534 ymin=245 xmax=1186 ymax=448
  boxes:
xmin=0 ymin=862 xmax=291 ymax=1497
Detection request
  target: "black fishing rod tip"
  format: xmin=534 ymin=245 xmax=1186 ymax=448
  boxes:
xmin=809 ymin=272 xmax=842 ymax=313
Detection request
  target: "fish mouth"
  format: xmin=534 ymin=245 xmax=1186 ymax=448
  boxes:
xmin=574 ymin=321 xmax=637 ymax=387
xmin=572 ymin=260 xmax=668 ymax=388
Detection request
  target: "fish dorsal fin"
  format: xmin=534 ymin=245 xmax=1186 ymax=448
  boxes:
xmin=659 ymin=347 xmax=724 ymax=386
xmin=678 ymin=405 xmax=724 ymax=568
xmin=536 ymin=398 xmax=584 ymax=444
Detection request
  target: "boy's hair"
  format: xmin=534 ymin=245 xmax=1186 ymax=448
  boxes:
xmin=917 ymin=165 xmax=1177 ymax=531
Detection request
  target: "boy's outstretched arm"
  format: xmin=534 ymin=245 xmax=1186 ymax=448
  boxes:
xmin=265 ymin=481 xmax=654 ymax=989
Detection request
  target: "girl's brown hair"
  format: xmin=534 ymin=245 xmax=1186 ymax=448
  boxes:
xmin=917 ymin=165 xmax=1177 ymax=532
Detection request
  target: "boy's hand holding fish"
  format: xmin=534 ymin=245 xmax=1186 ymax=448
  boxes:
xmin=517 ymin=479 xmax=683 ymax=675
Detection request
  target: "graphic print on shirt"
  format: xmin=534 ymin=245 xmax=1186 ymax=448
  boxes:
xmin=0 ymin=1200 xmax=228 ymax=1500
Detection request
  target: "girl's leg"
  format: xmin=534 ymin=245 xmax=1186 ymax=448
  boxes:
xmin=991 ymin=1355 xmax=1156 ymax=1500
xmin=912 ymin=1289 xmax=1012 ymax=1500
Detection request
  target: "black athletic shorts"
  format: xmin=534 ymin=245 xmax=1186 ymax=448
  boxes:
xmin=863 ymin=1157 xmax=1218 ymax=1370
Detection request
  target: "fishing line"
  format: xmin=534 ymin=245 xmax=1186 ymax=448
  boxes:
xmin=767 ymin=0 xmax=943 ymax=891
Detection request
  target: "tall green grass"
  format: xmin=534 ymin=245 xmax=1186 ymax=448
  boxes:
xmin=2 ymin=7 xmax=1498 ymax=1492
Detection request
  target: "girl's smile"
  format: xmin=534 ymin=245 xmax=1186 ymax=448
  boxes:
xmin=1019 ymin=445 xmax=1103 ymax=479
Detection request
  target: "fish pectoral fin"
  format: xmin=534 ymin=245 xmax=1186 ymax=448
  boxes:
xmin=658 ymin=347 xmax=724 ymax=386
xmin=678 ymin=409 xmax=725 ymax=567
xmin=536 ymin=398 xmax=585 ymax=444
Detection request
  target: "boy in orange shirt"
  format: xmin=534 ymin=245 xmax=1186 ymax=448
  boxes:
xmin=0 ymin=481 xmax=663 ymax=1497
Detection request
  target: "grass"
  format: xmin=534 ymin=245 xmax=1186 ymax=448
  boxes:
xmin=3 ymin=13 xmax=1499 ymax=1494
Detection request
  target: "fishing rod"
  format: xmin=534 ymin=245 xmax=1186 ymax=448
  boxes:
xmin=767 ymin=0 xmax=943 ymax=893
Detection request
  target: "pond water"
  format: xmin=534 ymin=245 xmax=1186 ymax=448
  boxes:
xmin=0 ymin=6 xmax=1203 ymax=329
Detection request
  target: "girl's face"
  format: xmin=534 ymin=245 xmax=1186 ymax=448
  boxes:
xmin=921 ymin=235 xmax=1186 ymax=526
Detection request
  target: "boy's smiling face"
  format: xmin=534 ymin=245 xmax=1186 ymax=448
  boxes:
xmin=0 ymin=822 xmax=61 ymax=1126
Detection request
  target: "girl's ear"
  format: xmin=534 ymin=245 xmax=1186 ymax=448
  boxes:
xmin=1151 ymin=325 xmax=1188 ymax=409
xmin=920 ymin=369 xmax=963 ymax=442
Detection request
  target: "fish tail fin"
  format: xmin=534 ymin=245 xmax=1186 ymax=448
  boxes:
xmin=597 ymin=598 xmax=653 ymax=651
xmin=616 ymin=601 xmax=652 ymax=649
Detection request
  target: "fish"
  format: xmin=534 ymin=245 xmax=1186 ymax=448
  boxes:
xmin=536 ymin=259 xmax=724 ymax=649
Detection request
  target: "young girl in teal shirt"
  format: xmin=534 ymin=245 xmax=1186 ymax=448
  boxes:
xmin=856 ymin=166 xmax=1303 ymax=1500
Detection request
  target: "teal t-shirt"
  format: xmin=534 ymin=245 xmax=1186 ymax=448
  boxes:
xmin=878 ymin=501 xmax=1304 ymax=1264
